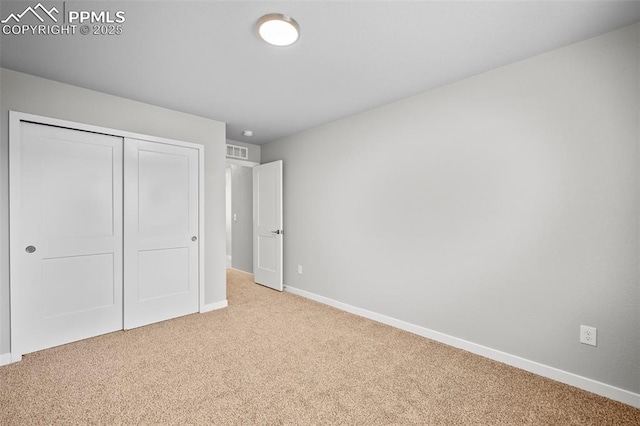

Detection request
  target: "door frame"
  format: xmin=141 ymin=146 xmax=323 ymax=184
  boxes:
xmin=225 ymin=159 xmax=259 ymax=271
xmin=9 ymin=111 xmax=205 ymax=362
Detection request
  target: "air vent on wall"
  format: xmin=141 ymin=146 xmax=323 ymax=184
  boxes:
xmin=226 ymin=144 xmax=248 ymax=160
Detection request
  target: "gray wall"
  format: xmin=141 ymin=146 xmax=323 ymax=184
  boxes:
xmin=262 ymin=24 xmax=640 ymax=393
xmin=226 ymin=139 xmax=261 ymax=164
xmin=230 ymin=164 xmax=254 ymax=273
xmin=0 ymin=68 xmax=228 ymax=356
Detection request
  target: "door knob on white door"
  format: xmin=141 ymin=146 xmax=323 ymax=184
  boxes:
xmin=25 ymin=246 xmax=36 ymax=253
xmin=270 ymin=230 xmax=283 ymax=235
xmin=191 ymin=236 xmax=197 ymax=241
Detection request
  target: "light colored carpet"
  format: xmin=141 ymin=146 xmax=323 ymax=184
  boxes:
xmin=1 ymin=269 xmax=638 ymax=425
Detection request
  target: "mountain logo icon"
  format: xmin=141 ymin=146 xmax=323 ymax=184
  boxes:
xmin=1 ymin=3 xmax=59 ymax=24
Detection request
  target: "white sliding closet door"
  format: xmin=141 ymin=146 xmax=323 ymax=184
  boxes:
xmin=11 ymin=122 xmax=123 ymax=358
xmin=124 ymin=138 xmax=200 ymax=329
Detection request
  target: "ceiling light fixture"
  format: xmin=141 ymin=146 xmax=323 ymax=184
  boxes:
xmin=257 ymin=13 xmax=300 ymax=47
xmin=242 ymin=130 xmax=254 ymax=137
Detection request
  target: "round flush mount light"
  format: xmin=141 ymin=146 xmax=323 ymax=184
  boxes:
xmin=257 ymin=13 xmax=300 ymax=46
xmin=242 ymin=130 xmax=254 ymax=137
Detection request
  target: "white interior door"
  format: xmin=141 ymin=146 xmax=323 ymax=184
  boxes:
xmin=253 ymin=160 xmax=283 ymax=291
xmin=10 ymin=122 xmax=123 ymax=359
xmin=124 ymin=138 xmax=200 ymax=329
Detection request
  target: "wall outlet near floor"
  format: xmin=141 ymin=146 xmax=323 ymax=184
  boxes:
xmin=580 ymin=325 xmax=597 ymax=346
xmin=297 ymin=265 xmax=302 ymax=274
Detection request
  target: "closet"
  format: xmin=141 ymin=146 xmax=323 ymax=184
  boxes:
xmin=9 ymin=113 xmax=203 ymax=361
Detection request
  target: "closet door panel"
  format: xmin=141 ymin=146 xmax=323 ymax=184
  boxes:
xmin=124 ymin=138 xmax=199 ymax=329
xmin=12 ymin=122 xmax=123 ymax=357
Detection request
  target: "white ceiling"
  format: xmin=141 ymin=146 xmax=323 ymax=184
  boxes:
xmin=2 ymin=1 xmax=640 ymax=145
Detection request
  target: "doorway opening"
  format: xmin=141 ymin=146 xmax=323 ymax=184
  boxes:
xmin=225 ymin=161 xmax=256 ymax=274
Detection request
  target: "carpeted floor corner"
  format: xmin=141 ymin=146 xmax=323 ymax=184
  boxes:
xmin=1 ymin=269 xmax=638 ymax=424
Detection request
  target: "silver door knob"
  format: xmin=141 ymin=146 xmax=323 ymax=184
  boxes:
xmin=191 ymin=236 xmax=197 ymax=241
xmin=25 ymin=246 xmax=36 ymax=253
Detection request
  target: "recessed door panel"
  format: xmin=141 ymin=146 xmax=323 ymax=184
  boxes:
xmin=41 ymin=253 xmax=115 ymax=319
xmin=41 ymin=139 xmax=115 ymax=239
xmin=138 ymin=150 xmax=190 ymax=238
xmin=13 ymin=122 xmax=123 ymax=357
xmin=124 ymin=138 xmax=199 ymax=329
xmin=257 ymin=166 xmax=277 ymax=227
xmin=258 ymin=235 xmax=277 ymax=272
xmin=138 ymin=248 xmax=190 ymax=301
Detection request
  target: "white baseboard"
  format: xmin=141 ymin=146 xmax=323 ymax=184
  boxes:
xmin=0 ymin=352 xmax=12 ymax=366
xmin=284 ymin=285 xmax=640 ymax=409
xmin=201 ymin=299 xmax=228 ymax=313
xmin=228 ymin=267 xmax=253 ymax=276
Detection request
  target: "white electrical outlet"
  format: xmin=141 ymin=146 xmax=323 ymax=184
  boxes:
xmin=580 ymin=325 xmax=597 ymax=347
xmin=297 ymin=265 xmax=302 ymax=274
